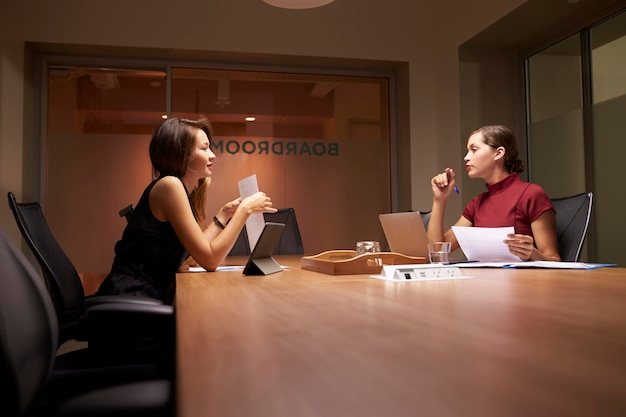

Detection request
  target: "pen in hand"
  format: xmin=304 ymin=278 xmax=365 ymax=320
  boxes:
xmin=445 ymin=170 xmax=460 ymax=195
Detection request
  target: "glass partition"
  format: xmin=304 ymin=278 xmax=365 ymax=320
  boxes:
xmin=525 ymin=9 xmax=626 ymax=264
xmin=526 ymin=34 xmax=585 ymax=198
xmin=590 ymin=11 xmax=626 ymax=264
xmin=46 ymin=66 xmax=166 ymax=273
xmin=45 ymin=64 xmax=391 ymax=272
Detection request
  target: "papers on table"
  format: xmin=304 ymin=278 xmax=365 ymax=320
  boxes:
xmin=188 ymin=265 xmax=289 ymax=273
xmin=238 ymin=174 xmax=265 ymax=250
xmin=451 ymin=226 xmax=618 ymax=269
xmin=189 ymin=266 xmax=245 ymax=272
xmin=453 ymin=261 xmax=617 ymax=269
xmin=452 ymin=226 xmax=521 ymax=262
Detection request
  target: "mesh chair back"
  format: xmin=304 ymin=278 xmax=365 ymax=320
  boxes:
xmin=229 ymin=226 xmax=251 ymax=256
xmin=7 ymin=192 xmax=85 ymax=342
xmin=0 ymin=228 xmax=58 ymax=416
xmin=419 ymin=210 xmax=431 ymax=230
xmin=264 ymin=208 xmax=304 ymax=255
xmin=228 ymin=208 xmax=304 ymax=256
xmin=551 ymin=192 xmax=593 ymax=262
xmin=119 ymin=204 xmax=134 ymax=223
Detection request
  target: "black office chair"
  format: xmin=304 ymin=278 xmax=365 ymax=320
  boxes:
xmin=265 ymin=208 xmax=304 ymax=255
xmin=418 ymin=210 xmax=431 ymax=230
xmin=551 ymin=191 xmax=593 ymax=262
xmin=228 ymin=208 xmax=304 ymax=256
xmin=119 ymin=204 xmax=134 ymax=223
xmin=7 ymin=192 xmax=164 ymax=346
xmin=229 ymin=226 xmax=252 ymax=256
xmin=0 ymin=228 xmax=173 ymax=417
xmin=7 ymin=192 xmax=175 ymax=391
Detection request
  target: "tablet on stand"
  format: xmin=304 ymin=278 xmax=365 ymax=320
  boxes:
xmin=243 ymin=222 xmax=285 ymax=276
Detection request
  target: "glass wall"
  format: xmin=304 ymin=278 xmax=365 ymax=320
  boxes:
xmin=45 ymin=63 xmax=391 ymax=272
xmin=525 ymin=34 xmax=585 ymax=198
xmin=525 ymin=10 xmax=626 ymax=265
xmin=46 ymin=66 xmax=167 ymax=273
xmin=590 ymin=11 xmax=626 ymax=265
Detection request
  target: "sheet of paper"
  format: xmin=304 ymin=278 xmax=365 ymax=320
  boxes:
xmin=238 ymin=174 xmax=265 ymax=250
xmin=452 ymin=226 xmax=521 ymax=263
xmin=451 ymin=261 xmax=617 ymax=270
xmin=188 ymin=265 xmax=289 ymax=273
xmin=504 ymin=261 xmax=617 ymax=270
xmin=189 ymin=266 xmax=245 ymax=272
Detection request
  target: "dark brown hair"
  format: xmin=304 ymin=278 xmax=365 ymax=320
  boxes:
xmin=149 ymin=118 xmax=213 ymax=229
xmin=472 ymin=125 xmax=524 ymax=174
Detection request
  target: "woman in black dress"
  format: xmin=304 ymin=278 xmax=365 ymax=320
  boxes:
xmin=97 ymin=117 xmax=277 ymax=304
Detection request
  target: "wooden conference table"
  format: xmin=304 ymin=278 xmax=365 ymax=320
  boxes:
xmin=176 ymin=256 xmax=626 ymax=417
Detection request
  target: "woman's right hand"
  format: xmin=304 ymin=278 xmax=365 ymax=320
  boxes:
xmin=431 ymin=168 xmax=456 ymax=200
xmin=240 ymin=191 xmax=278 ymax=215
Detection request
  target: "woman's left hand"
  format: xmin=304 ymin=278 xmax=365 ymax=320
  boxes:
xmin=219 ymin=198 xmax=241 ymax=219
xmin=504 ymin=233 xmax=535 ymax=261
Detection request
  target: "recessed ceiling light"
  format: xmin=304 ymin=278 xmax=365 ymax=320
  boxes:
xmin=245 ymin=116 xmax=256 ymax=122
xmin=263 ymin=0 xmax=335 ymax=9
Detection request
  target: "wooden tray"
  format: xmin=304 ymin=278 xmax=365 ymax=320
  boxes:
xmin=301 ymin=250 xmax=426 ymax=275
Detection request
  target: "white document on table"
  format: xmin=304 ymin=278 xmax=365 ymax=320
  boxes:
xmin=451 ymin=226 xmax=521 ymax=263
xmin=238 ymin=174 xmax=265 ymax=250
xmin=451 ymin=261 xmax=618 ymax=269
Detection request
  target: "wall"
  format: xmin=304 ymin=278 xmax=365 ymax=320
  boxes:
xmin=0 ymin=0 xmax=526 ymax=260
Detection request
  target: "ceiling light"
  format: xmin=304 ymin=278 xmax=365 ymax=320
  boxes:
xmin=263 ymin=0 xmax=335 ymax=9
xmin=245 ymin=116 xmax=256 ymax=122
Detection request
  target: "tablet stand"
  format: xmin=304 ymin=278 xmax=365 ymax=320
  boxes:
xmin=243 ymin=222 xmax=285 ymax=276
xmin=243 ymin=257 xmax=282 ymax=275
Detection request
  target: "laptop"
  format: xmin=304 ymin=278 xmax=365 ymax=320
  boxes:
xmin=379 ymin=212 xmax=429 ymax=258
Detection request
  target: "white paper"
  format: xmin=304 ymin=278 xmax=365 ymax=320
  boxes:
xmin=189 ymin=266 xmax=244 ymax=272
xmin=188 ymin=265 xmax=288 ymax=273
xmin=451 ymin=226 xmax=521 ymax=263
xmin=451 ymin=261 xmax=617 ymax=270
xmin=238 ymin=174 xmax=265 ymax=250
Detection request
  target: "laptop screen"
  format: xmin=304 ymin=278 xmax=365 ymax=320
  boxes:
xmin=379 ymin=212 xmax=429 ymax=258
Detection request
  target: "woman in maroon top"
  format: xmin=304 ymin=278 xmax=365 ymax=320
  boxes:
xmin=428 ymin=125 xmax=560 ymax=261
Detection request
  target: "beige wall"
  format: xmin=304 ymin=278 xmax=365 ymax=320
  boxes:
xmin=29 ymin=0 xmax=626 ymax=268
xmin=1 ymin=0 xmax=526 ymax=246
xmin=4 ymin=0 xmax=623 ymax=266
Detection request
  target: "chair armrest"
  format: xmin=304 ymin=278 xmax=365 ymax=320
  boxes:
xmin=78 ymin=303 xmax=175 ymax=366
xmin=59 ymin=379 xmax=173 ymax=417
xmin=83 ymin=294 xmax=164 ymax=309
xmin=82 ymin=303 xmax=174 ymax=337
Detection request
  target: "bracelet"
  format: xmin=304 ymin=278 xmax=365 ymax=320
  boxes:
xmin=213 ymin=216 xmax=226 ymax=229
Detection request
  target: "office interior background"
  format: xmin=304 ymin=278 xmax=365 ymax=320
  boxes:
xmin=1 ymin=0 xmax=625 ymax=274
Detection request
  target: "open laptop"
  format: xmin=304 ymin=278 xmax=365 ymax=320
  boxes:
xmin=379 ymin=212 xmax=429 ymax=258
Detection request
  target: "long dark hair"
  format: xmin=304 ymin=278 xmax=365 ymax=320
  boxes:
xmin=149 ymin=118 xmax=212 ymax=229
xmin=472 ymin=125 xmax=524 ymax=174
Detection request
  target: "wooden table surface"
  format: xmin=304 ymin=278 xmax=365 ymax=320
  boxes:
xmin=176 ymin=257 xmax=626 ymax=417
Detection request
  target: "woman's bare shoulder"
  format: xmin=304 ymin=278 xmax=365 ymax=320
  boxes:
xmin=150 ymin=176 xmax=188 ymax=205
xmin=152 ymin=176 xmax=184 ymax=193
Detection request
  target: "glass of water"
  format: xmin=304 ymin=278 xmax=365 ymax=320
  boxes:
xmin=428 ymin=241 xmax=451 ymax=264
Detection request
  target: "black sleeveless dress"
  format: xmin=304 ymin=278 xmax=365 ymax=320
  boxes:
xmin=96 ymin=176 xmax=192 ymax=304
